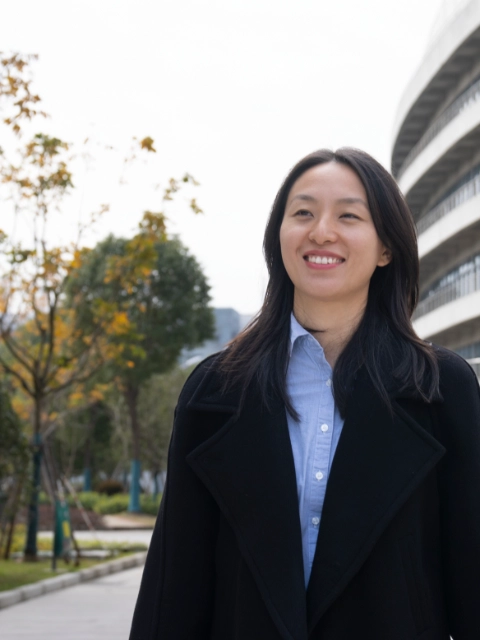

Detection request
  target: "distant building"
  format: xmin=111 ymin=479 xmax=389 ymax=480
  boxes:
xmin=180 ymin=307 xmax=254 ymax=367
xmin=391 ymin=0 xmax=480 ymax=377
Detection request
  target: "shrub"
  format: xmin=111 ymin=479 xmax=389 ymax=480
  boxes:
xmin=42 ymin=491 xmax=162 ymax=516
xmin=95 ymin=479 xmax=124 ymax=496
xmin=140 ymin=494 xmax=162 ymax=516
xmin=38 ymin=491 xmax=50 ymax=505
xmin=93 ymin=494 xmax=129 ymax=514
xmin=73 ymin=492 xmax=101 ymax=511
xmin=1 ymin=523 xmax=25 ymax=554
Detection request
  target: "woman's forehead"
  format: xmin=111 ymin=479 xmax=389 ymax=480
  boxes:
xmin=287 ymin=163 xmax=367 ymax=206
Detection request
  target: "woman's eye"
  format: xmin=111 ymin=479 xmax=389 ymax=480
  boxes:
xmin=294 ymin=209 xmax=312 ymax=217
xmin=341 ymin=212 xmax=360 ymax=220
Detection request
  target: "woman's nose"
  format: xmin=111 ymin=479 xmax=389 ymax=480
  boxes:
xmin=308 ymin=216 xmax=337 ymax=244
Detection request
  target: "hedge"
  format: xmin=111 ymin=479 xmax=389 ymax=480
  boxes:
xmin=37 ymin=491 xmax=162 ymax=515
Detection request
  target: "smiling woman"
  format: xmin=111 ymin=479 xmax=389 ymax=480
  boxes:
xmin=129 ymin=148 xmax=480 ymax=640
xmin=280 ymin=163 xmax=391 ymax=334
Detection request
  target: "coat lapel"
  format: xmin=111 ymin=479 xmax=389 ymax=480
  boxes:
xmin=306 ymin=367 xmax=446 ymax=633
xmin=186 ymin=376 xmax=308 ymax=640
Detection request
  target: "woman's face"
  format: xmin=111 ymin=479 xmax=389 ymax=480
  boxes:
xmin=279 ymin=162 xmax=391 ymax=309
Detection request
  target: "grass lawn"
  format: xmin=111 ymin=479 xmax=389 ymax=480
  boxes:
xmin=0 ymin=526 xmax=147 ymax=592
xmin=0 ymin=555 xmax=136 ymax=592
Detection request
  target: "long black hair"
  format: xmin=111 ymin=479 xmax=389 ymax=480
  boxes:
xmin=219 ymin=148 xmax=440 ymax=418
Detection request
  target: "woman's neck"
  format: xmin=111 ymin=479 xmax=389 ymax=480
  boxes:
xmin=293 ymin=294 xmax=366 ymax=368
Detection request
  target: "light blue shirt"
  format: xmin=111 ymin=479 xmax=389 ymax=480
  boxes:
xmin=286 ymin=313 xmax=345 ymax=587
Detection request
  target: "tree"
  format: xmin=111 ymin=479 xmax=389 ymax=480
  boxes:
xmin=0 ymin=52 xmax=46 ymax=135
xmin=0 ymin=382 xmax=27 ymax=480
xmin=137 ymin=366 xmax=194 ymax=495
xmin=0 ymin=53 xmax=110 ymax=558
xmin=0 ymin=129 xmax=108 ymax=558
xmin=0 ymin=382 xmax=29 ymax=559
xmin=49 ymin=397 xmax=114 ymax=489
xmin=0 ymin=52 xmax=209 ymax=552
xmin=67 ymin=228 xmax=214 ymax=510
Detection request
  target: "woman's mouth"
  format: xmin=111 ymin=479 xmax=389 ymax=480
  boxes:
xmin=304 ymin=255 xmax=344 ymax=265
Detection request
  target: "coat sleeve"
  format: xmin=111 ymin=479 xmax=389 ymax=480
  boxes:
xmin=434 ymin=352 xmax=480 ymax=640
xmin=129 ymin=370 xmax=222 ymax=640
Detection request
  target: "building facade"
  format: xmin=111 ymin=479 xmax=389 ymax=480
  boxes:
xmin=391 ymin=0 xmax=480 ymax=376
xmin=180 ymin=307 xmax=253 ymax=367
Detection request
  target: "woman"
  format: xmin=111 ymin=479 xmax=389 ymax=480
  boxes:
xmin=129 ymin=149 xmax=480 ymax=639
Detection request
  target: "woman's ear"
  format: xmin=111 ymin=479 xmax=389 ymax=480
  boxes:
xmin=377 ymin=246 xmax=392 ymax=267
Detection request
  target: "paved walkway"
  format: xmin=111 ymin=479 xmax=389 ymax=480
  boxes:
xmin=0 ymin=565 xmax=144 ymax=639
xmin=41 ymin=528 xmax=154 ymax=546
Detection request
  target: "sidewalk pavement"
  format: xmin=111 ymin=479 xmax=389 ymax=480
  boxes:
xmin=0 ymin=564 xmax=144 ymax=639
xmin=101 ymin=513 xmax=156 ymax=529
xmin=41 ymin=527 xmax=154 ymax=547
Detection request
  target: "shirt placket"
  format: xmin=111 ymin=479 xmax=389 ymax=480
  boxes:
xmin=307 ymin=351 xmax=334 ymax=573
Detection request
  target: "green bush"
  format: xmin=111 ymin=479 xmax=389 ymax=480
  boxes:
xmin=140 ymin=494 xmax=162 ymax=516
xmin=93 ymin=494 xmax=130 ymax=514
xmin=36 ymin=490 xmax=161 ymax=516
xmin=38 ymin=491 xmax=50 ymax=505
xmin=73 ymin=492 xmax=101 ymax=511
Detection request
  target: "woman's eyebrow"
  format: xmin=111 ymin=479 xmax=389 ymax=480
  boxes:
xmin=289 ymin=194 xmax=368 ymax=208
xmin=336 ymin=197 xmax=369 ymax=208
xmin=290 ymin=193 xmax=317 ymax=203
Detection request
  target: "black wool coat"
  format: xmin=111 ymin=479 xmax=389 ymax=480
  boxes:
xmin=129 ymin=346 xmax=480 ymax=640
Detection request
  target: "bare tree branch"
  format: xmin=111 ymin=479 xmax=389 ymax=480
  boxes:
xmin=0 ymin=329 xmax=36 ymax=376
xmin=44 ymin=360 xmax=103 ymax=397
xmin=0 ymin=354 xmax=34 ymax=396
xmin=43 ymin=323 xmax=103 ymax=386
xmin=40 ymin=290 xmax=58 ymax=382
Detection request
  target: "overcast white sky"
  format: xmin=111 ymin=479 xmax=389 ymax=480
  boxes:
xmin=0 ymin=0 xmax=447 ymax=314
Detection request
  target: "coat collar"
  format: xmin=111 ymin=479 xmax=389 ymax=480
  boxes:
xmin=186 ymin=361 xmax=446 ymax=640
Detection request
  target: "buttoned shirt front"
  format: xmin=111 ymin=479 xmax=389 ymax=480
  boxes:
xmin=286 ymin=313 xmax=345 ymax=587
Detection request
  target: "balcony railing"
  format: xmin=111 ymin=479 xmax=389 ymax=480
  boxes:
xmin=398 ymin=76 xmax=480 ymax=180
xmin=413 ymin=261 xmax=480 ymax=319
xmin=417 ymin=170 xmax=480 ymax=235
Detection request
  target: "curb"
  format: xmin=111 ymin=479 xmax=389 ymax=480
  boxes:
xmin=0 ymin=551 xmax=147 ymax=611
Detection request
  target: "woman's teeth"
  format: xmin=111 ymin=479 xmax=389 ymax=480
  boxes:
xmin=306 ymin=256 xmax=343 ymax=265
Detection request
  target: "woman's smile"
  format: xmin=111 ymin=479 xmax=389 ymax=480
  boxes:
xmin=304 ymin=250 xmax=345 ymax=269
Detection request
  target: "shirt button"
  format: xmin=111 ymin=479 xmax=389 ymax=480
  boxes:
xmin=326 ymin=378 xmax=332 ymax=387
xmin=315 ymin=471 xmax=324 ymax=480
xmin=312 ymin=517 xmax=320 ymax=526
xmin=321 ymin=424 xmax=329 ymax=432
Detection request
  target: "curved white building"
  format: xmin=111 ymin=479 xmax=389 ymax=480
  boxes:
xmin=392 ymin=0 xmax=480 ymax=376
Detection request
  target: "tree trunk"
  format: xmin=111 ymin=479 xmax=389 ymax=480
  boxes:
xmin=83 ymin=414 xmax=93 ymax=492
xmin=24 ymin=396 xmax=43 ymax=561
xmin=124 ymin=384 xmax=141 ymax=513
xmin=2 ymin=476 xmax=24 ymax=560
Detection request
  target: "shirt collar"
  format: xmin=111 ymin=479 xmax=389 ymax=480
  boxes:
xmin=289 ymin=312 xmax=325 ymax=357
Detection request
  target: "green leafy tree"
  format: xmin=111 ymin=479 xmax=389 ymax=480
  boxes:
xmin=49 ymin=398 xmax=114 ymax=487
xmin=137 ymin=366 xmax=194 ymax=495
xmin=0 ymin=382 xmax=29 ymax=559
xmin=0 ymin=52 xmax=112 ymax=558
xmin=67 ymin=227 xmax=214 ymax=511
xmin=0 ymin=51 xmax=208 ymax=552
xmin=0 ymin=383 xmax=27 ymax=478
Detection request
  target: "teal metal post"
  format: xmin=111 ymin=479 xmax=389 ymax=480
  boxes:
xmin=128 ymin=459 xmax=141 ymax=512
xmin=54 ymin=499 xmax=72 ymax=558
xmin=83 ymin=468 xmax=92 ymax=492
